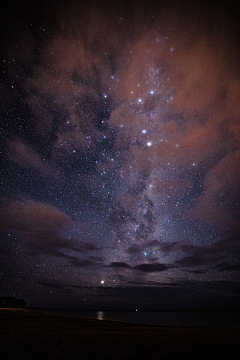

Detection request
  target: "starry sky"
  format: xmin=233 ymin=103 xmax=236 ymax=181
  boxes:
xmin=0 ymin=0 xmax=240 ymax=310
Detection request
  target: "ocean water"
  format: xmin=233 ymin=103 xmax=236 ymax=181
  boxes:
xmin=37 ymin=309 xmax=240 ymax=328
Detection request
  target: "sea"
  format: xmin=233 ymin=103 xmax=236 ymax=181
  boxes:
xmin=35 ymin=309 xmax=240 ymax=328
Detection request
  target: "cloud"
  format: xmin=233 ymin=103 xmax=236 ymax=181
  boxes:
xmin=0 ymin=198 xmax=69 ymax=232
xmin=0 ymin=198 xmax=74 ymax=254
xmin=108 ymin=261 xmax=173 ymax=273
xmin=6 ymin=137 xmax=51 ymax=175
xmin=187 ymin=149 xmax=240 ymax=228
xmin=126 ymin=245 xmax=141 ymax=254
xmin=175 ymin=235 xmax=240 ymax=272
xmin=134 ymin=263 xmax=173 ymax=273
xmin=215 ymin=262 xmax=240 ymax=272
xmin=68 ymin=259 xmax=94 ymax=267
xmin=109 ymin=262 xmax=131 ymax=269
xmin=186 ymin=270 xmax=207 ymax=274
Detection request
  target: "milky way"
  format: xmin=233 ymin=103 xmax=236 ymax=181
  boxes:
xmin=0 ymin=0 xmax=240 ymax=309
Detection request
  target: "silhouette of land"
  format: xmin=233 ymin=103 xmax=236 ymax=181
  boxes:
xmin=0 ymin=296 xmax=26 ymax=308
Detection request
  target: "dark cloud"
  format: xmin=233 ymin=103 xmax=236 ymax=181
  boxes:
xmin=215 ymin=263 xmax=240 ymax=272
xmin=108 ymin=262 xmax=173 ymax=274
xmin=69 ymin=259 xmax=98 ymax=267
xmin=175 ymin=235 xmax=240 ymax=271
xmin=177 ymin=254 xmax=213 ymax=268
xmin=134 ymin=263 xmax=173 ymax=273
xmin=109 ymin=262 xmax=132 ymax=269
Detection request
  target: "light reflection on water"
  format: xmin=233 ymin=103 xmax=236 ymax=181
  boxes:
xmin=37 ymin=309 xmax=240 ymax=328
xmin=97 ymin=311 xmax=104 ymax=320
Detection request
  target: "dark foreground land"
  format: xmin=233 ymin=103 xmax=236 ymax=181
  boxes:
xmin=0 ymin=309 xmax=239 ymax=360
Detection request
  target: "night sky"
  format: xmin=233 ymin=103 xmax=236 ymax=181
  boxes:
xmin=1 ymin=0 xmax=240 ymax=310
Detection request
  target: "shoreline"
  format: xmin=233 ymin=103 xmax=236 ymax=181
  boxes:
xmin=1 ymin=309 xmax=240 ymax=359
xmin=27 ymin=307 xmax=240 ymax=328
xmin=28 ymin=307 xmax=240 ymax=312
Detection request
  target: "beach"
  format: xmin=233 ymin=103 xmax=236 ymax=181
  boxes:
xmin=0 ymin=309 xmax=239 ymax=360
